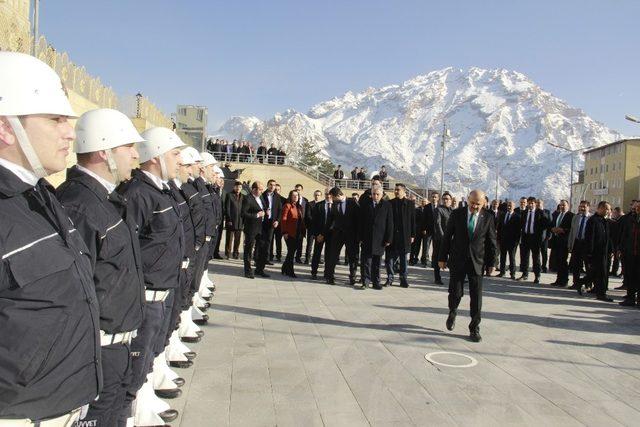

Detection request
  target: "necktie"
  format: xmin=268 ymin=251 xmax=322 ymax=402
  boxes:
xmin=579 ymin=216 xmax=586 ymax=239
xmin=556 ymin=212 xmax=564 ymax=227
xmin=468 ymin=213 xmax=476 ymax=239
xmin=341 ymin=201 xmax=345 ymax=214
xmin=527 ymin=210 xmax=534 ymax=234
xmin=505 ymin=212 xmax=510 ymax=224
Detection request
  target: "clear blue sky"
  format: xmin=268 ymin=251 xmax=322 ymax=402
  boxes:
xmin=41 ymin=0 xmax=640 ymax=134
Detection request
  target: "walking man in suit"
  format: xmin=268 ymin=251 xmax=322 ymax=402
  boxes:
xmin=496 ymin=201 xmax=521 ymax=279
xmin=439 ymin=190 xmax=497 ymax=342
xmin=385 ymin=184 xmax=416 ymax=287
xmin=359 ymin=185 xmax=393 ymax=289
xmin=549 ymin=200 xmax=574 ymax=287
xmin=568 ymin=200 xmax=591 ymax=289
xmin=518 ymin=197 xmax=551 ymax=284
xmin=310 ymin=188 xmax=332 ymax=279
xmin=323 ymin=187 xmax=359 ymax=285
xmin=537 ymin=199 xmax=552 ymax=273
xmin=424 ymin=192 xmax=440 ymax=266
xmin=241 ymin=181 xmax=270 ymax=278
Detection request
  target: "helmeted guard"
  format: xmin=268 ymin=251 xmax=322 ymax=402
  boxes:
xmin=56 ymin=108 xmax=146 ymax=426
xmin=0 ymin=52 xmax=101 ymax=424
xmin=121 ymin=127 xmax=185 ymax=425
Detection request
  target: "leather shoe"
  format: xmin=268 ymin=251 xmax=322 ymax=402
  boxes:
xmin=180 ymin=336 xmax=200 ymax=344
xmin=255 ymin=271 xmax=270 ymax=278
xmin=326 ymin=278 xmax=335 ymax=285
xmin=496 ymin=272 xmax=505 ymax=277
xmin=533 ymin=277 xmax=540 ymax=284
xmin=510 ymin=274 xmax=516 ymax=280
xmin=434 ymin=279 xmax=444 ymax=285
xmin=184 ymin=351 xmax=197 ymax=360
xmin=213 ymin=254 xmax=223 ymax=260
xmin=155 ymin=388 xmax=182 ymax=399
xmin=446 ymin=312 xmax=456 ymax=331
xmin=265 ymin=261 xmax=274 ymax=266
xmin=173 ymin=377 xmax=186 ymax=387
xmin=311 ymin=273 xmax=318 ymax=280
xmin=615 ymin=285 xmax=627 ymax=290
xmin=619 ymin=299 xmax=636 ymax=307
xmin=400 ymin=281 xmax=409 ymax=288
xmin=470 ymin=330 xmax=482 ymax=342
xmin=372 ymin=284 xmax=382 ymax=290
xmin=349 ymin=277 xmax=356 ymax=286
xmin=596 ymin=295 xmax=614 ymax=302
xmin=577 ymin=284 xmax=585 ymax=296
xmin=516 ymin=274 xmax=528 ymax=281
xmin=194 ymin=316 xmax=209 ymax=325
xmin=169 ymin=360 xmax=193 ymax=369
xmin=383 ymin=280 xmax=392 ymax=287
xmin=159 ymin=409 xmax=179 ymax=423
xmin=244 ymin=272 xmax=255 ymax=279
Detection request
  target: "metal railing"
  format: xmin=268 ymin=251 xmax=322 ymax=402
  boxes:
xmin=209 ymin=149 xmax=424 ymax=202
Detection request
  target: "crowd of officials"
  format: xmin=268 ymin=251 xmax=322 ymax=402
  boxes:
xmin=0 ymin=52 xmax=638 ymax=426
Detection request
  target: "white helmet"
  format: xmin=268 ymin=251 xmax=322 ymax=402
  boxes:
xmin=200 ymin=152 xmax=217 ymax=167
xmin=180 ymin=146 xmax=202 ymax=165
xmin=0 ymin=52 xmax=77 ymax=177
xmin=212 ymin=165 xmax=224 ymax=176
xmin=138 ymin=127 xmax=185 ymax=163
xmin=75 ymin=108 xmax=144 ymax=153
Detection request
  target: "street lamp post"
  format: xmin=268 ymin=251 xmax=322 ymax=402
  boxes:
xmin=31 ymin=0 xmax=40 ymax=56
xmin=439 ymin=123 xmax=450 ymax=196
xmin=135 ymin=92 xmax=142 ymax=119
xmin=546 ymin=141 xmax=594 ymax=212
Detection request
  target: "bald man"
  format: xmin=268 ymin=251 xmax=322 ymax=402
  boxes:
xmin=438 ymin=190 xmax=497 ymax=342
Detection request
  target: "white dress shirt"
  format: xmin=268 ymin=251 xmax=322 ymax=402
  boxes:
xmin=76 ymin=165 xmax=116 ymax=194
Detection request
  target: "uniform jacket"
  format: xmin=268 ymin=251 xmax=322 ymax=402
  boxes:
xmin=438 ymin=207 xmax=497 ymax=276
xmin=194 ymin=176 xmax=215 ymax=237
xmin=57 ymin=166 xmax=145 ymax=335
xmin=122 ymin=169 xmax=184 ymax=290
xmin=0 ymin=166 xmax=101 ymax=419
xmin=358 ymin=199 xmax=393 ymax=256
xmin=179 ymin=179 xmax=205 ymax=251
xmin=167 ymin=180 xmax=196 ymax=261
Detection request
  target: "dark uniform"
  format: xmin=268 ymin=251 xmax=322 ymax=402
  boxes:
xmin=207 ymin=182 xmax=224 ymax=260
xmin=121 ymin=169 xmax=184 ymax=412
xmin=57 ymin=165 xmax=145 ymax=426
xmin=0 ymin=166 xmax=101 ymax=420
xmin=193 ymin=176 xmax=215 ymax=299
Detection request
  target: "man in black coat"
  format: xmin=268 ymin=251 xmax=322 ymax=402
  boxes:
xmin=261 ymin=179 xmax=282 ymax=261
xmin=549 ymin=200 xmax=574 ymax=287
xmin=618 ymin=201 xmax=640 ymax=306
xmin=582 ymin=201 xmax=613 ymax=301
xmin=224 ymin=181 xmax=244 ymax=259
xmin=269 ymin=183 xmax=286 ymax=262
xmin=432 ymin=192 xmax=453 ymax=284
xmin=266 ymin=144 xmax=278 ymax=164
xmin=537 ymin=199 xmax=552 ymax=273
xmin=423 ymin=191 xmax=441 ymax=267
xmin=241 ymin=181 xmax=269 ymax=278
xmin=517 ymin=197 xmax=551 ymax=284
xmin=304 ymin=189 xmax=322 ymax=264
xmin=411 ymin=198 xmax=428 ymax=265
xmin=323 ymin=187 xmax=360 ymax=285
xmin=516 ymin=196 xmax=528 ymax=273
xmin=439 ymin=190 xmax=497 ymax=342
xmin=496 ymin=201 xmax=521 ymax=279
xmin=256 ymin=142 xmax=267 ymax=163
xmin=358 ymin=185 xmax=393 ymax=289
xmin=310 ymin=189 xmax=333 ymax=279
xmin=385 ymin=184 xmax=416 ymax=287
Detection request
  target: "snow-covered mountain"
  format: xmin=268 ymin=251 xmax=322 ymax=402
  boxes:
xmin=217 ymin=67 xmax=621 ymax=203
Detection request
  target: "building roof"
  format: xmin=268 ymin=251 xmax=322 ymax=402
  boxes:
xmin=583 ymin=138 xmax=640 ymax=154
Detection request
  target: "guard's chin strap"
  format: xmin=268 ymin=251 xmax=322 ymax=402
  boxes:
xmin=104 ymin=149 xmax=121 ymax=184
xmin=6 ymin=116 xmax=48 ymax=178
xmin=159 ymin=155 xmax=169 ymax=181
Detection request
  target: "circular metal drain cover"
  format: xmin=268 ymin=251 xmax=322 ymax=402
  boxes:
xmin=424 ymin=351 xmax=478 ymax=368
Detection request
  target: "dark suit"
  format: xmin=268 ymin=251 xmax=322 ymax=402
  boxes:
xmin=432 ymin=206 xmax=452 ymax=282
xmin=411 ymin=205 xmax=426 ymax=264
xmin=385 ymin=197 xmax=416 ymax=284
xmin=311 ymin=200 xmax=332 ymax=276
xmin=295 ymin=196 xmax=312 ymax=262
xmin=224 ymin=191 xmax=244 ymax=258
xmin=617 ymin=212 xmax=640 ymax=302
xmin=324 ymin=198 xmax=359 ymax=282
xmin=359 ymin=199 xmax=393 ymax=287
xmin=539 ymin=208 xmax=552 ymax=271
xmin=496 ymin=210 xmax=521 ymax=276
xmin=423 ymin=203 xmax=439 ymax=264
xmin=439 ymin=207 xmax=497 ymax=332
xmin=517 ymin=207 xmax=528 ymax=271
xmin=261 ymin=190 xmax=282 ymax=260
xmin=520 ymin=208 xmax=551 ymax=278
xmin=549 ymin=210 xmax=574 ymax=285
xmin=241 ymin=194 xmax=267 ymax=274
xmin=584 ymin=214 xmax=611 ymax=297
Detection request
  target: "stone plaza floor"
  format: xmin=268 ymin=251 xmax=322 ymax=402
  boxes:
xmin=167 ymin=259 xmax=640 ymax=426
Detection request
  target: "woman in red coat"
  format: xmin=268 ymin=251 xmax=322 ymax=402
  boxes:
xmin=281 ymin=190 xmax=305 ymax=277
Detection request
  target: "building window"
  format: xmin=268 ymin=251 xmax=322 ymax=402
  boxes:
xmin=196 ymin=110 xmax=204 ymax=122
xmin=179 ymin=108 xmax=187 ymax=116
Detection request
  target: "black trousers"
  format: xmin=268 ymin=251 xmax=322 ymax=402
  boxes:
xmin=591 ymin=255 xmax=609 ymax=297
xmin=431 ymin=240 xmax=442 ymax=281
xmin=82 ymin=343 xmax=132 ymax=427
xmin=244 ymin=232 xmax=267 ymax=273
xmin=499 ymin=245 xmax=517 ymax=276
xmin=410 ymin=234 xmax=425 ymax=263
xmin=540 ymin=238 xmax=549 ymax=270
xmin=385 ymin=246 xmax=408 ymax=283
xmin=268 ymin=226 xmax=281 ymax=259
xmin=214 ymin=222 xmax=223 ymax=256
xmin=283 ymin=235 xmax=301 ymax=275
xmin=125 ymin=300 xmax=164 ymax=409
xmin=421 ymin=235 xmax=432 ymax=263
xmin=310 ymin=238 xmax=326 ymax=276
xmin=520 ymin=234 xmax=541 ymax=277
xmin=361 ymin=252 xmax=382 ymax=286
xmin=324 ymin=233 xmax=358 ymax=280
xmin=154 ymin=290 xmax=175 ymax=355
xmin=296 ymin=229 xmax=313 ymax=261
xmin=550 ymin=245 xmax=569 ymax=285
xmin=623 ymin=253 xmax=639 ymax=300
xmin=225 ymin=229 xmax=242 ymax=257
xmin=448 ymin=261 xmax=483 ymax=332
xmin=570 ymin=240 xmax=588 ymax=286
xmin=191 ymin=243 xmax=209 ymax=302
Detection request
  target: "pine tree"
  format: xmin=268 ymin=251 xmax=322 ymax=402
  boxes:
xmin=298 ymin=138 xmax=335 ymax=176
